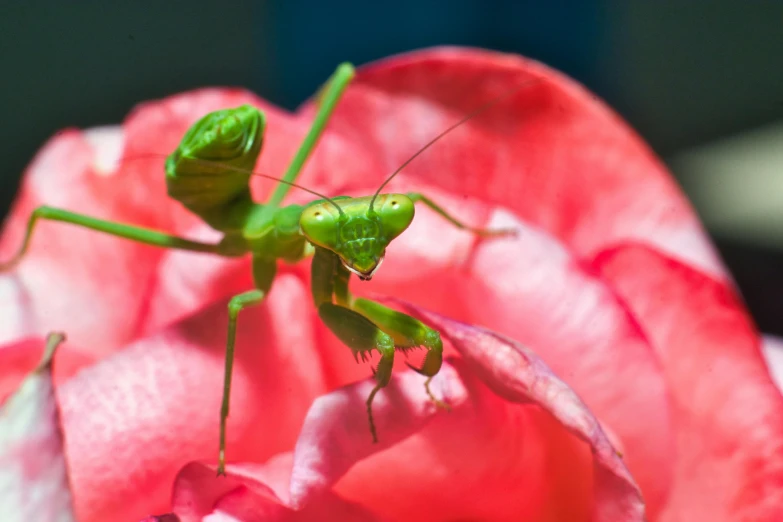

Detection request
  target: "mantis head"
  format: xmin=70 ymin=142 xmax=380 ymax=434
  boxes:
xmin=300 ymin=194 xmax=415 ymax=280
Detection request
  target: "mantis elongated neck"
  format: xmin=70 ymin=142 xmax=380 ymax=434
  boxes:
xmin=267 ymin=62 xmax=355 ymax=208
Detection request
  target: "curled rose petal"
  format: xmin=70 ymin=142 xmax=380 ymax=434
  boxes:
xmin=168 ymin=458 xmax=382 ymax=522
xmin=291 ymin=321 xmax=643 ymax=521
xmin=0 ymin=333 xmax=76 ymax=522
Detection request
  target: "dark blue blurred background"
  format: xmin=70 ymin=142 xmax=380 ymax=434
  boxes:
xmin=2 ymin=2 xmax=783 ymax=331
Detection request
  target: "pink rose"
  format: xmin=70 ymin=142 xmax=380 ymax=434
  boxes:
xmin=2 ymin=47 xmax=783 ymax=522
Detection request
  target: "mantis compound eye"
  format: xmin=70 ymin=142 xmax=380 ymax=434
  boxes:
xmin=376 ymin=194 xmax=415 ymax=241
xmin=300 ymin=202 xmax=341 ymax=250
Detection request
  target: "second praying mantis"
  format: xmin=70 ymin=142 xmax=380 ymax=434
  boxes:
xmin=0 ymin=62 xmax=526 ymax=475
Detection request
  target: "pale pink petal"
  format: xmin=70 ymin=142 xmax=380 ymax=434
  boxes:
xmin=593 ymin=244 xmax=783 ymax=522
xmin=0 ymin=128 xmax=164 ymax=354
xmin=58 ymin=275 xmax=329 ymax=522
xmin=0 ymin=333 xmax=76 ymax=522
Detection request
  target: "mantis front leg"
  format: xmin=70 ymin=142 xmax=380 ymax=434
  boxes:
xmin=0 ymin=205 xmax=241 ymax=271
xmin=312 ymin=247 xmax=447 ymax=443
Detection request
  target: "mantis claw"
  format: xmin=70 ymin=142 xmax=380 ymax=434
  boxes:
xmin=406 ymin=363 xmax=451 ymax=411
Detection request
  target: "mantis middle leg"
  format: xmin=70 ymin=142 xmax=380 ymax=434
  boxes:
xmin=217 ymin=255 xmax=276 ymax=475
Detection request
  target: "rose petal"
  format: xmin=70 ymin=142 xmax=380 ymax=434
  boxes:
xmin=0 ymin=333 xmax=76 ymax=522
xmin=169 ymin=458 xmax=382 ymax=522
xmin=592 ymin=244 xmax=783 ymax=522
xmin=58 ymin=275 xmax=329 ymax=522
xmin=302 ymin=47 xmax=725 ymax=280
xmin=0 ymin=127 xmax=164 ymax=354
xmin=401 ymin=306 xmax=646 ymax=522
xmin=292 ymin=342 xmax=642 ymax=520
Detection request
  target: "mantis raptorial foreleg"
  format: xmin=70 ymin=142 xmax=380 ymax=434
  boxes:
xmin=352 ymin=297 xmax=447 ymax=407
xmin=311 ymin=246 xmax=448 ymax=441
xmin=318 ymin=302 xmax=395 ymax=442
xmin=218 ymin=255 xmax=276 ymax=476
xmin=0 ymin=205 xmax=234 ymax=271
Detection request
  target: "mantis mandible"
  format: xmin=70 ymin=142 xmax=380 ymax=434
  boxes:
xmin=0 ymin=62 xmax=525 ymax=475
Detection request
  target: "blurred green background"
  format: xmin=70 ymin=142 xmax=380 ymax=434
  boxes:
xmin=1 ymin=2 xmax=783 ymax=332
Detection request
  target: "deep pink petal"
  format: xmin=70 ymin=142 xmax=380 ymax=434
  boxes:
xmin=58 ymin=275 xmax=329 ymax=522
xmin=0 ymin=333 xmax=76 ymax=521
xmin=291 ymin=350 xmax=642 ymax=521
xmin=593 ymin=244 xmax=783 ymax=522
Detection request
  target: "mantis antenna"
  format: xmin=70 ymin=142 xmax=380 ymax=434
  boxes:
xmin=124 ymin=153 xmax=345 ymax=214
xmin=369 ymin=76 xmax=543 ymax=211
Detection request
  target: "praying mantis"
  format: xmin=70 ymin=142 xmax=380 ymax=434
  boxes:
xmin=0 ymin=62 xmax=523 ymax=475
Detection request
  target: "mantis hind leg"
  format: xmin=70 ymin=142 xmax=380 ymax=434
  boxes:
xmin=217 ymin=256 xmax=275 ymax=476
xmin=407 ymin=192 xmax=516 ymax=238
xmin=0 ymin=205 xmax=236 ymax=271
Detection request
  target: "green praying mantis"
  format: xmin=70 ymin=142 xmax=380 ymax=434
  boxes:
xmin=0 ymin=62 xmax=525 ymax=475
